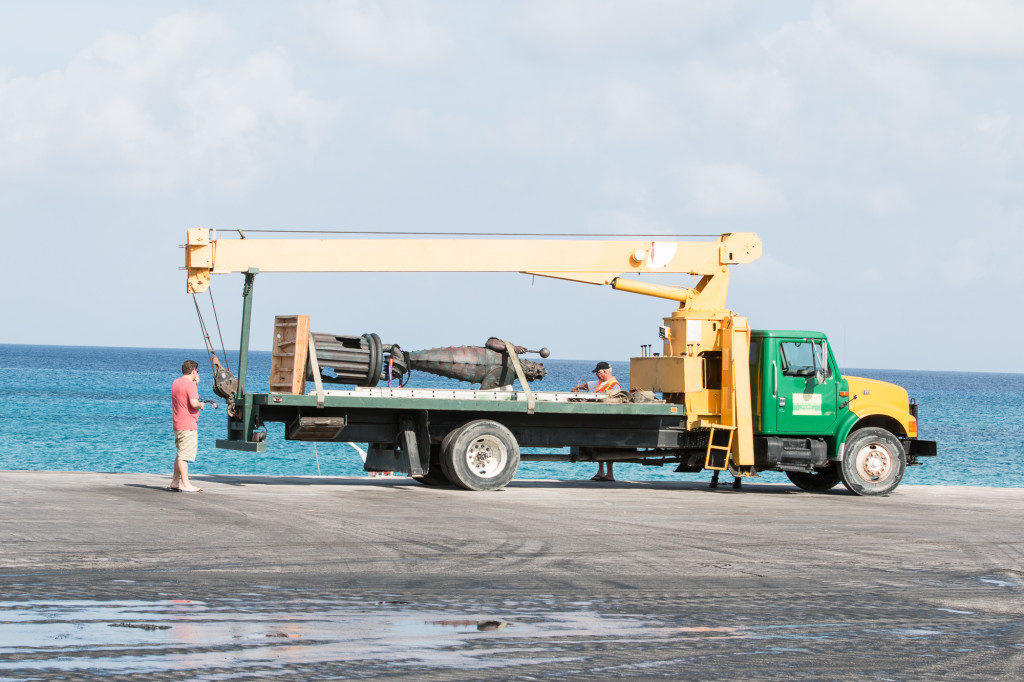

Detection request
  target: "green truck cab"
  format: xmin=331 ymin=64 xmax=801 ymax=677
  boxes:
xmin=750 ymin=330 xmax=936 ymax=495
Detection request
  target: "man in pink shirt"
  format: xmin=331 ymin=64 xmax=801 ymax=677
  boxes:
xmin=170 ymin=359 xmax=206 ymax=492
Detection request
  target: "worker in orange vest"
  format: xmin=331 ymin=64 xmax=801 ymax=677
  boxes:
xmin=573 ymin=362 xmax=622 ymax=481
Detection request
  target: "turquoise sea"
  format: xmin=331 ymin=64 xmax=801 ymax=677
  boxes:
xmin=1 ymin=344 xmax=1021 ymax=487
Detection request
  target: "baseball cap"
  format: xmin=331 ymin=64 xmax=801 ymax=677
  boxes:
xmin=592 ymin=361 xmax=611 ymax=373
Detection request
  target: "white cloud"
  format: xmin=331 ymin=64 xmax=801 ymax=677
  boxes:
xmin=2 ymin=2 xmax=1023 ymax=372
xmin=599 ymin=168 xmax=652 ymax=207
xmin=586 ymin=209 xmax=666 ymax=236
xmin=301 ymin=0 xmax=454 ymax=69
xmin=862 ymin=186 xmax=911 ymax=218
xmin=174 ymin=49 xmax=333 ymax=191
xmin=674 ymin=163 xmax=788 ymax=217
xmin=762 ymin=11 xmax=942 ymax=122
xmin=84 ymin=13 xmax=226 ymax=74
xmin=508 ymin=0 xmax=739 ymax=60
xmin=476 ymin=93 xmax=596 ymax=156
xmin=970 ymin=111 xmax=1024 ymax=172
xmin=599 ymin=80 xmax=679 ymax=144
xmin=384 ymin=107 xmax=438 ymax=149
xmin=974 ymin=111 xmax=1012 ymax=137
xmin=383 ymin=77 xmax=679 ymax=160
xmin=0 ymin=13 xmax=335 ymax=195
xmin=678 ymin=60 xmax=798 ymax=137
xmin=837 ymin=0 xmax=1024 ymax=59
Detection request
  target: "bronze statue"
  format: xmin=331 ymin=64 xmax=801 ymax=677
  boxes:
xmin=405 ymin=338 xmax=547 ymax=389
xmin=310 ymin=332 xmax=548 ymax=389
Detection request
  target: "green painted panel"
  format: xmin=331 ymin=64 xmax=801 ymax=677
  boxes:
xmin=252 ymin=393 xmax=681 ymax=416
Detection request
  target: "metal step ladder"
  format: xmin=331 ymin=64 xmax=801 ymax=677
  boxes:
xmin=704 ymin=424 xmax=736 ymax=471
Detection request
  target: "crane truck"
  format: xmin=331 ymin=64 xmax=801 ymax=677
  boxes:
xmin=185 ymin=228 xmax=936 ymax=496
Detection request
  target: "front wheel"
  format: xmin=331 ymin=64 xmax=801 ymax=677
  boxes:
xmin=786 ymin=467 xmax=841 ymax=492
xmin=840 ymin=427 xmax=906 ymax=496
xmin=441 ymin=420 xmax=520 ymax=491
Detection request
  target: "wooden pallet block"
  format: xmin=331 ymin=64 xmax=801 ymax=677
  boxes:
xmin=270 ymin=315 xmax=310 ymax=394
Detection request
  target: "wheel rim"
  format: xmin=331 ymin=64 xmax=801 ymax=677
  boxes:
xmin=852 ymin=441 xmax=894 ymax=483
xmin=464 ymin=435 xmax=508 ymax=479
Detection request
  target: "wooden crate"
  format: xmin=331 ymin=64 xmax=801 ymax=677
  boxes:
xmin=270 ymin=315 xmax=310 ymax=394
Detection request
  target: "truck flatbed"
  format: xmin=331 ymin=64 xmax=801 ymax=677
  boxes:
xmin=254 ymin=387 xmax=681 ymax=416
xmin=224 ymin=387 xmax=701 ymax=482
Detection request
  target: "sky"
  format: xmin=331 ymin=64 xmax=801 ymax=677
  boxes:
xmin=1 ymin=1 xmax=1022 ymax=373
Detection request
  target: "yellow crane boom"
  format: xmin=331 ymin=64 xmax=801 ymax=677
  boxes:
xmin=186 ymin=228 xmax=760 ymax=300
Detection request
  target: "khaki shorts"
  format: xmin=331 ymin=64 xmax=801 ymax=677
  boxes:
xmin=174 ymin=430 xmax=198 ymax=462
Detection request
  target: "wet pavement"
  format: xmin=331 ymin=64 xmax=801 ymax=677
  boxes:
xmin=1 ymin=472 xmax=1022 ymax=679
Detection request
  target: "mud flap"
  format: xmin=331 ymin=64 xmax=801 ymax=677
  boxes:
xmin=363 ymin=411 xmax=430 ymax=476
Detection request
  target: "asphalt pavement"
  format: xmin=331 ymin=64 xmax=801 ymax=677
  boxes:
xmin=1 ymin=471 xmax=1021 ymax=679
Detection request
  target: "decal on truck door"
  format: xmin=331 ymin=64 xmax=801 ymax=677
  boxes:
xmin=792 ymin=393 xmax=822 ymax=416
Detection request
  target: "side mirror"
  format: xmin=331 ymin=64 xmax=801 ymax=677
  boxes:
xmin=813 ymin=340 xmax=829 ymax=384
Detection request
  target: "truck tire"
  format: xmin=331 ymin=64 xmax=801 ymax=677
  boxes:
xmin=413 ymin=443 xmax=452 ymax=487
xmin=436 ymin=427 xmax=462 ymax=485
xmin=420 ymin=429 xmax=463 ymax=486
xmin=839 ymin=427 xmax=906 ymax=496
xmin=441 ymin=420 xmax=520 ymax=491
xmin=786 ymin=467 xmax=841 ymax=492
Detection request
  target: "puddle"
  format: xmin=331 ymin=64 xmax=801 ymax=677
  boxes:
xmin=0 ymin=591 xmax=1012 ymax=678
xmin=0 ymin=597 xmax=626 ymax=676
xmin=976 ymin=576 xmax=1018 ymax=588
xmin=0 ymin=594 xmax=766 ymax=677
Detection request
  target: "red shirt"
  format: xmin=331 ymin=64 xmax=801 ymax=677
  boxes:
xmin=172 ymin=375 xmax=199 ymax=431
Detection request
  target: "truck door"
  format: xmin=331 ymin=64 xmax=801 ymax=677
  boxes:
xmin=770 ymin=338 xmax=838 ymax=435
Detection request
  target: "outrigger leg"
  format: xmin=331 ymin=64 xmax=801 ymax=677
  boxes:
xmin=709 ymin=470 xmax=743 ymax=489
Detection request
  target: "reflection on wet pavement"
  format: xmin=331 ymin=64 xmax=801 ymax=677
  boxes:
xmin=1 ymin=577 xmax=1021 ymax=679
xmin=0 ymin=595 xmax=592 ymax=676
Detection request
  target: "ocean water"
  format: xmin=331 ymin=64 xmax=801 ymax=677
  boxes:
xmin=1 ymin=344 xmax=1021 ymax=487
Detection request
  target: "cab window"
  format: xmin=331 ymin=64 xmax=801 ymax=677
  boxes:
xmin=780 ymin=341 xmax=830 ymax=378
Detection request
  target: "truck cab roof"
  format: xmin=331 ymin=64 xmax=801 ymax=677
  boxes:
xmin=751 ymin=330 xmax=828 ymax=340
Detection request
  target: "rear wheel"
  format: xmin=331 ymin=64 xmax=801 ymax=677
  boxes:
xmin=441 ymin=420 xmax=520 ymax=491
xmin=437 ymin=427 xmax=462 ymax=485
xmin=840 ymin=427 xmax=905 ymax=496
xmin=786 ymin=467 xmax=841 ymax=492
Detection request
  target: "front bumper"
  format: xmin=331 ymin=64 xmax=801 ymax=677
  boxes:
xmin=901 ymin=438 xmax=937 ymax=465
